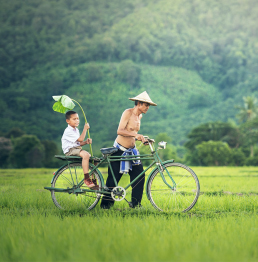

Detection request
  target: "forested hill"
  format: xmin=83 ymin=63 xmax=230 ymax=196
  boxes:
xmin=1 ymin=0 xmax=258 ymax=149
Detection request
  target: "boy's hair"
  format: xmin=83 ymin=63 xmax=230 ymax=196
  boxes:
xmin=135 ymin=100 xmax=144 ymax=106
xmin=65 ymin=110 xmax=77 ymax=119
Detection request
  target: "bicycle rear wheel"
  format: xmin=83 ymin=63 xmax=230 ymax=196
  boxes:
xmin=51 ymin=162 xmax=103 ymax=210
xmin=147 ymin=162 xmax=200 ymax=212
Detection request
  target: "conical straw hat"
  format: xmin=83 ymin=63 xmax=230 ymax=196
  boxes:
xmin=129 ymin=91 xmax=157 ymax=106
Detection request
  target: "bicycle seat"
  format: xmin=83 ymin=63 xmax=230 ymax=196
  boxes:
xmin=100 ymin=147 xmax=118 ymax=155
xmin=54 ymin=155 xmax=102 ymax=162
xmin=55 ymin=155 xmax=81 ymax=161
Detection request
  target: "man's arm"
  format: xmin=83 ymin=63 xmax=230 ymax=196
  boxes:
xmin=77 ymin=123 xmax=90 ymax=142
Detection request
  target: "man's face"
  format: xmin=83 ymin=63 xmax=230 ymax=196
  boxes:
xmin=139 ymin=102 xmax=150 ymax=114
xmin=66 ymin=113 xmax=80 ymax=128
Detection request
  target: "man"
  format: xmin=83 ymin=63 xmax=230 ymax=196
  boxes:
xmin=100 ymin=91 xmax=157 ymax=209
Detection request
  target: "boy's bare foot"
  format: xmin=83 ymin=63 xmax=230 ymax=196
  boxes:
xmin=84 ymin=178 xmax=95 ymax=188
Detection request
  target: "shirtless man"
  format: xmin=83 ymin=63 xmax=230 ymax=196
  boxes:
xmin=100 ymin=91 xmax=157 ymax=209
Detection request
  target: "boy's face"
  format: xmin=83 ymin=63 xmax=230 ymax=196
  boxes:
xmin=66 ymin=113 xmax=79 ymax=128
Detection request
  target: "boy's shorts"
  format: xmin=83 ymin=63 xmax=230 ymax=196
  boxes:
xmin=65 ymin=146 xmax=82 ymax=157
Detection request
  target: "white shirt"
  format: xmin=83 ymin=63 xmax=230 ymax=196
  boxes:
xmin=61 ymin=125 xmax=81 ymax=154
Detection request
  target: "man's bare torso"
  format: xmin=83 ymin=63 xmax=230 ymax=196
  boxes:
xmin=116 ymin=108 xmax=142 ymax=148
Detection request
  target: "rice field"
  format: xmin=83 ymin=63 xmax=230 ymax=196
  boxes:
xmin=0 ymin=166 xmax=257 ymax=262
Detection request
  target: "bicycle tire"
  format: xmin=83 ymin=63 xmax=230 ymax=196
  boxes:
xmin=51 ymin=162 xmax=103 ymax=210
xmin=147 ymin=162 xmax=200 ymax=212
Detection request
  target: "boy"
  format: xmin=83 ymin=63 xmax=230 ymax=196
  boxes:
xmin=61 ymin=110 xmax=95 ymax=188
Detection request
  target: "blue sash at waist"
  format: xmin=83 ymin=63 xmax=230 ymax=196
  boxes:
xmin=113 ymin=140 xmax=141 ymax=174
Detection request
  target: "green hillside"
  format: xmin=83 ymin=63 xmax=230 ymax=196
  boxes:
xmin=67 ymin=62 xmax=222 ymax=147
xmin=1 ymin=0 xmax=258 ymax=149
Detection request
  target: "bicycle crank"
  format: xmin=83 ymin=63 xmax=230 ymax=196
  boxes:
xmin=111 ymin=186 xmax=126 ymax=201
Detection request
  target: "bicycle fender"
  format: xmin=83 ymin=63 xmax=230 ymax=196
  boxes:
xmin=51 ymin=163 xmax=69 ymax=184
xmin=145 ymin=159 xmax=174 ymax=200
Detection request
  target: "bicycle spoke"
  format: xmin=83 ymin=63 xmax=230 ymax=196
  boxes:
xmin=59 ymin=173 xmax=74 ymax=187
xmin=51 ymin=163 xmax=103 ymax=210
xmin=74 ymin=167 xmax=78 ymax=185
xmin=148 ymin=163 xmax=200 ymax=212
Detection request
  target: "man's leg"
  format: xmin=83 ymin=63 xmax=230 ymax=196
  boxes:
xmin=100 ymin=150 xmax=123 ymax=209
xmin=129 ymin=164 xmax=145 ymax=207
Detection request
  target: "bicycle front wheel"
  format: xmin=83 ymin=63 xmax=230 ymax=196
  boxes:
xmin=51 ymin=162 xmax=103 ymax=210
xmin=147 ymin=162 xmax=200 ymax=212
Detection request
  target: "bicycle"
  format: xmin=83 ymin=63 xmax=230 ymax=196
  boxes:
xmin=44 ymin=137 xmax=200 ymax=212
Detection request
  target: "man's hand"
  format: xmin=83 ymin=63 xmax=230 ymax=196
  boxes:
xmin=135 ymin=134 xmax=148 ymax=144
xmin=80 ymin=138 xmax=92 ymax=146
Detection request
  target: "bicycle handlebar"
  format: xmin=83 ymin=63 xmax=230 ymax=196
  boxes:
xmin=135 ymin=136 xmax=157 ymax=151
xmin=143 ymin=136 xmax=167 ymax=150
xmin=135 ymin=136 xmax=155 ymax=143
xmin=143 ymin=136 xmax=155 ymax=143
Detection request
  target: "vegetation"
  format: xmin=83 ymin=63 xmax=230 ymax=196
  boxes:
xmin=2 ymin=94 xmax=258 ymax=167
xmin=0 ymin=167 xmax=257 ymax=261
xmin=185 ymin=96 xmax=258 ymax=166
xmin=1 ymin=1 xmax=257 ymax=260
xmin=0 ymin=128 xmax=60 ymax=168
xmin=1 ymin=0 xmax=258 ymax=158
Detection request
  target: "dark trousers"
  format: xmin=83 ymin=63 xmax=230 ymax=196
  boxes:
xmin=100 ymin=149 xmax=145 ymax=208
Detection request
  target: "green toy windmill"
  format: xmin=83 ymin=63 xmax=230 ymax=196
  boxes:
xmin=52 ymin=95 xmax=93 ymax=156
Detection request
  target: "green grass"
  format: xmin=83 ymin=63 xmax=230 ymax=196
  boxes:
xmin=0 ymin=167 xmax=257 ymax=262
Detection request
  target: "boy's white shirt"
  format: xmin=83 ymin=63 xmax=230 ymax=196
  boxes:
xmin=61 ymin=124 xmax=80 ymax=154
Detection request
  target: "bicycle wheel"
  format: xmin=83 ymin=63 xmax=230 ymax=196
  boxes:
xmin=147 ymin=162 xmax=200 ymax=212
xmin=51 ymin=162 xmax=103 ymax=210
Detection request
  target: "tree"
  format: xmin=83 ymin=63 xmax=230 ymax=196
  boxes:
xmin=41 ymin=140 xmax=60 ymax=167
xmin=237 ymin=96 xmax=258 ymax=123
xmin=118 ymin=60 xmax=141 ymax=89
xmin=9 ymin=135 xmax=45 ymax=168
xmin=85 ymin=63 xmax=103 ymax=83
xmin=231 ymin=148 xmax=245 ymax=166
xmin=240 ymin=116 xmax=258 ymax=157
xmin=196 ymin=141 xmax=231 ymax=166
xmin=237 ymin=96 xmax=258 ymax=157
xmin=5 ymin=127 xmax=25 ymax=139
xmin=185 ymin=121 xmax=241 ymax=151
xmin=188 ymin=94 xmax=210 ymax=109
xmin=0 ymin=137 xmax=12 ymax=167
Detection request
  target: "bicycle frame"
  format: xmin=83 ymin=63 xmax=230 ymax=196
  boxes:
xmin=45 ymin=142 xmax=177 ymax=197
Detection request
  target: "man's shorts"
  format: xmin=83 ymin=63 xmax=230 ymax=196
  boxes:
xmin=65 ymin=146 xmax=82 ymax=157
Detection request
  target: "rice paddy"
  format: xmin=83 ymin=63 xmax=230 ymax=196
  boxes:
xmin=0 ymin=166 xmax=257 ymax=262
